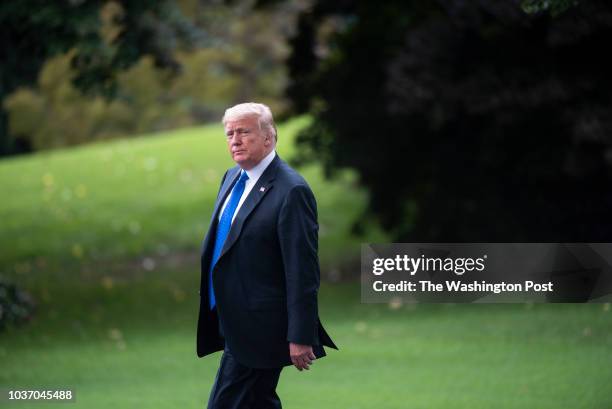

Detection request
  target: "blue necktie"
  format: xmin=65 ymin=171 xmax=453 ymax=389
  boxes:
xmin=209 ymin=171 xmax=249 ymax=309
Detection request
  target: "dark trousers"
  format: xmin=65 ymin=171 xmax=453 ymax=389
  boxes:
xmin=207 ymin=316 xmax=283 ymax=409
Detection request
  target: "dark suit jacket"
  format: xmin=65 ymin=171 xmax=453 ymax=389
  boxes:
xmin=196 ymin=153 xmax=337 ymax=368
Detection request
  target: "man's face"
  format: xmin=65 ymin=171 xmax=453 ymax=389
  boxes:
xmin=224 ymin=115 xmax=272 ymax=170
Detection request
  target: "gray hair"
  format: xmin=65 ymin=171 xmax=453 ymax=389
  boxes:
xmin=222 ymin=102 xmax=277 ymax=141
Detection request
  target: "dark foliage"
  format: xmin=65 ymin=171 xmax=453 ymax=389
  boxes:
xmin=522 ymin=0 xmax=579 ymax=15
xmin=0 ymin=278 xmax=36 ymax=331
xmin=288 ymin=0 xmax=612 ymax=242
xmin=0 ymin=0 xmax=202 ymax=157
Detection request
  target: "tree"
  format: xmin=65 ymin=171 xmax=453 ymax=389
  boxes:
xmin=0 ymin=0 xmax=201 ymax=156
xmin=287 ymin=0 xmax=612 ymax=242
xmin=521 ymin=0 xmax=579 ymax=15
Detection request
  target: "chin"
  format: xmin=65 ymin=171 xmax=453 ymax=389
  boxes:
xmin=234 ymin=158 xmax=251 ymax=168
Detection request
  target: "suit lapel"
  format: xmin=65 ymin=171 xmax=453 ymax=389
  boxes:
xmin=200 ymin=167 xmax=241 ymax=268
xmin=210 ymin=167 xmax=241 ymax=225
xmin=218 ymin=155 xmax=281 ymax=260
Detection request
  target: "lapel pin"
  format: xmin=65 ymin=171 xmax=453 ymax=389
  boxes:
xmin=260 ymin=186 xmax=266 ymax=192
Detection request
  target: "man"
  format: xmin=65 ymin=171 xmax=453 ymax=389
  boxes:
xmin=196 ymin=102 xmax=337 ymax=409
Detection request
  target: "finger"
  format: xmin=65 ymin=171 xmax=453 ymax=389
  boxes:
xmin=308 ymin=351 xmax=317 ymax=361
xmin=297 ymin=356 xmax=309 ymax=370
xmin=299 ymin=355 xmax=312 ymax=366
xmin=291 ymin=358 xmax=301 ymax=370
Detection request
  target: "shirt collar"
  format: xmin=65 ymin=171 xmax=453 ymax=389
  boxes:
xmin=243 ymin=149 xmax=276 ymax=182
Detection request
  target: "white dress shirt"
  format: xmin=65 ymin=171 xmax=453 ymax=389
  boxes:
xmin=218 ymin=149 xmax=276 ymax=224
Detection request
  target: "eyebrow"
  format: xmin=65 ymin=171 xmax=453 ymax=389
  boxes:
xmin=226 ymin=127 xmax=250 ymax=134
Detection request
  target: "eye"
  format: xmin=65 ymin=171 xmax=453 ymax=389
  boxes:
xmin=225 ymin=128 xmax=251 ymax=139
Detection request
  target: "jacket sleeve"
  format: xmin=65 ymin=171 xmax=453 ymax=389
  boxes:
xmin=277 ymin=184 xmax=321 ymax=345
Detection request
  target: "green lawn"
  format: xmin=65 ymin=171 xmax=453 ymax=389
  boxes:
xmin=0 ymin=116 xmax=384 ymax=282
xmin=1 ymin=119 xmax=611 ymax=409
xmin=1 ymin=274 xmax=610 ymax=409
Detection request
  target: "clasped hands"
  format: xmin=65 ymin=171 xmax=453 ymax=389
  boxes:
xmin=289 ymin=342 xmax=316 ymax=371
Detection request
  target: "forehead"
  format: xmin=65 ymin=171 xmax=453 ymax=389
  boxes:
xmin=224 ymin=115 xmax=259 ymax=129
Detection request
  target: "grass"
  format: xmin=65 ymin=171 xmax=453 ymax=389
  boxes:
xmin=1 ymin=118 xmax=611 ymax=408
xmin=0 ymin=116 xmax=385 ymax=281
xmin=1 ymin=273 xmax=610 ymax=409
